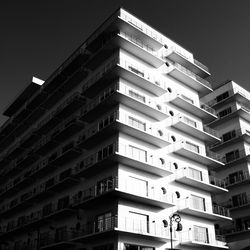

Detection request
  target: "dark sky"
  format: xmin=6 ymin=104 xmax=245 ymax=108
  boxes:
xmin=1 ymin=0 xmax=250 ymax=125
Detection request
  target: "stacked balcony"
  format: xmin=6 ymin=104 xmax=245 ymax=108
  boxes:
xmin=175 ymin=167 xmax=227 ymax=194
xmin=167 ymin=92 xmax=217 ymax=123
xmin=168 ymin=140 xmax=224 ymax=168
xmin=81 ymin=82 xmax=169 ymax=124
xmin=75 ymin=141 xmax=174 ymax=178
xmin=180 ymin=229 xmax=228 ymax=249
xmin=170 ymin=114 xmax=220 ymax=144
xmin=178 ymin=197 xmax=231 ymax=222
xmin=78 ymin=109 xmax=171 ymax=149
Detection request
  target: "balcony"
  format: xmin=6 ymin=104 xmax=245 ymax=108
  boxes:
xmin=225 ymin=171 xmax=250 ymax=188
xmin=167 ymin=93 xmax=217 ymax=123
xmin=175 ymin=167 xmax=227 ymax=194
xmin=222 ymin=148 xmax=250 ymax=166
xmin=78 ymin=109 xmax=171 ymax=148
xmin=210 ymin=128 xmax=250 ymax=151
xmin=82 ymin=54 xmax=168 ymax=98
xmin=167 ymin=62 xmax=212 ymax=97
xmin=71 ymin=215 xmax=174 ymax=243
xmin=164 ymin=46 xmax=210 ymax=78
xmin=206 ymin=87 xmax=250 ymax=109
xmin=48 ymin=141 xmax=82 ymax=166
xmin=72 ymin=176 xmax=175 ymax=209
xmin=180 ymin=230 xmax=228 ymax=249
xmin=228 ymin=195 xmax=250 ymax=212
xmin=75 ymin=142 xmax=174 ymax=177
xmin=170 ymin=115 xmax=220 ymax=144
xmin=118 ymin=11 xmax=163 ymax=49
xmin=50 ymin=115 xmax=85 ymax=143
xmin=168 ymin=140 xmax=224 ymax=168
xmin=33 ymin=135 xmax=59 ymax=156
xmin=178 ymin=197 xmax=231 ymax=222
xmin=81 ymin=82 xmax=169 ymax=123
xmin=209 ymin=104 xmax=250 ymax=128
xmin=36 ymin=112 xmax=61 ymax=135
xmin=54 ymin=92 xmax=86 ymax=120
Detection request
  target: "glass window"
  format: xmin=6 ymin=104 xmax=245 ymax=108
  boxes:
xmin=96 ymin=212 xmax=112 ymax=232
xmin=193 ymin=226 xmax=209 ymax=243
xmin=232 ymin=192 xmax=248 ymax=207
xmin=222 ymin=130 xmax=236 ymax=142
xmin=181 ymin=94 xmax=194 ymax=104
xmin=129 ymin=145 xmax=147 ymax=162
xmin=189 ymin=167 xmax=203 ymax=181
xmin=216 ymin=91 xmax=229 ymax=103
xmin=129 ymin=211 xmax=149 ymax=233
xmin=128 ymin=116 xmax=146 ymax=131
xmin=128 ymin=90 xmax=146 ymax=103
xmin=218 ymin=107 xmax=232 ymax=118
xmin=225 ymin=149 xmax=240 ymax=163
xmin=186 ymin=141 xmax=200 ymax=153
xmin=191 ymin=195 xmax=206 ymax=211
xmin=128 ymin=176 xmax=148 ymax=196
xmin=183 ymin=116 xmax=197 ymax=128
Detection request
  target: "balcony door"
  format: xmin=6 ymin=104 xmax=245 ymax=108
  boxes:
xmin=129 ymin=211 xmax=149 ymax=234
xmin=127 ymin=176 xmax=148 ymax=197
xmin=193 ymin=226 xmax=209 ymax=243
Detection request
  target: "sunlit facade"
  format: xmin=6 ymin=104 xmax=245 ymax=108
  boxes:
xmin=0 ymin=8 xmax=231 ymax=250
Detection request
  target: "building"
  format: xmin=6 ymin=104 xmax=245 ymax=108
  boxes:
xmin=0 ymin=7 xmax=231 ymax=250
xmin=201 ymin=81 xmax=250 ymax=250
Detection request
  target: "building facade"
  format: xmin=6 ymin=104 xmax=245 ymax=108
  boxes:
xmin=0 ymin=8 xmax=231 ymax=250
xmin=201 ymin=81 xmax=250 ymax=250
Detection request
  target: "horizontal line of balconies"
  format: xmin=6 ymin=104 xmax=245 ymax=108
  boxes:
xmin=180 ymin=230 xmax=228 ymax=249
xmin=210 ymin=128 xmax=250 ymax=151
xmin=81 ymin=82 xmax=169 ymax=122
xmin=75 ymin=141 xmax=174 ymax=177
xmin=206 ymin=87 xmax=250 ymax=109
xmin=220 ymin=222 xmax=250 ymax=240
xmin=225 ymin=171 xmax=250 ymax=188
xmin=78 ymin=109 xmax=171 ymax=148
xmin=0 ymin=168 xmax=78 ymax=217
xmin=39 ymin=216 xmax=174 ymax=247
xmin=82 ymin=53 xmax=168 ymax=98
xmin=170 ymin=114 xmax=220 ymax=144
xmin=208 ymin=104 xmax=250 ymax=128
xmin=164 ymin=46 xmax=210 ymax=78
xmin=221 ymin=148 xmax=250 ymax=166
xmin=178 ymin=197 xmax=231 ymax=222
xmin=0 ymin=92 xmax=86 ymax=171
xmin=168 ymin=140 xmax=224 ymax=168
xmin=166 ymin=62 xmax=212 ymax=97
xmin=223 ymin=195 xmax=250 ymax=211
xmin=167 ymin=92 xmax=217 ymax=123
xmin=175 ymin=167 xmax=227 ymax=194
xmin=72 ymin=176 xmax=175 ymax=209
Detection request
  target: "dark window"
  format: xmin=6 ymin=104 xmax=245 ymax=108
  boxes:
xmin=216 ymin=91 xmax=229 ymax=103
xmin=222 ymin=130 xmax=236 ymax=142
xmin=225 ymin=150 xmax=240 ymax=163
xmin=218 ymin=107 xmax=232 ymax=118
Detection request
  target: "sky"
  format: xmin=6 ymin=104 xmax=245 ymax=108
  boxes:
xmin=0 ymin=0 xmax=250 ymax=125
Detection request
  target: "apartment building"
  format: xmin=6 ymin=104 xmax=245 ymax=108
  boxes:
xmin=0 ymin=7 xmax=231 ymax=250
xmin=201 ymin=81 xmax=250 ymax=250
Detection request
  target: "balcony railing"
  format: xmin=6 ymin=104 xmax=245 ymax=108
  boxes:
xmin=176 ymin=167 xmax=226 ymax=189
xmin=178 ymin=197 xmax=230 ymax=218
xmin=180 ymin=229 xmax=228 ymax=247
xmin=173 ymin=62 xmax=211 ymax=89
xmin=225 ymin=171 xmax=250 ymax=187
xmin=222 ymin=148 xmax=250 ymax=164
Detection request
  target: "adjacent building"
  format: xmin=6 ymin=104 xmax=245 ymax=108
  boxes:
xmin=0 ymin=7 xmax=232 ymax=250
xmin=201 ymin=81 xmax=250 ymax=250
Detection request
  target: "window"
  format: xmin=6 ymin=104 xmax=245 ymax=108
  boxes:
xmin=97 ymin=144 xmax=114 ymax=161
xmin=216 ymin=91 xmax=229 ymax=103
xmin=218 ymin=107 xmax=232 ymax=118
xmin=186 ymin=141 xmax=200 ymax=153
xmin=225 ymin=149 xmax=240 ymax=163
xmin=129 ymin=145 xmax=147 ymax=162
xmin=191 ymin=195 xmax=206 ymax=211
xmin=128 ymin=117 xmax=146 ymax=131
xmin=189 ymin=168 xmax=203 ymax=181
xmin=128 ymin=176 xmax=148 ymax=196
xmin=232 ymin=192 xmax=248 ymax=207
xmin=228 ymin=170 xmax=244 ymax=184
xmin=194 ymin=226 xmax=209 ymax=243
xmin=129 ymin=212 xmax=149 ymax=233
xmin=96 ymin=176 xmax=114 ymax=195
xmin=55 ymin=226 xmax=67 ymax=242
xmin=183 ymin=116 xmax=197 ymax=128
xmin=128 ymin=65 xmax=144 ymax=77
xmin=96 ymin=212 xmax=112 ymax=232
xmin=128 ymin=90 xmax=145 ymax=103
xmin=222 ymin=130 xmax=236 ymax=142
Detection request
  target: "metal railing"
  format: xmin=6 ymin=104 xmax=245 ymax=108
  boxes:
xmin=194 ymin=58 xmax=210 ymax=73
xmin=225 ymin=171 xmax=250 ymax=187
